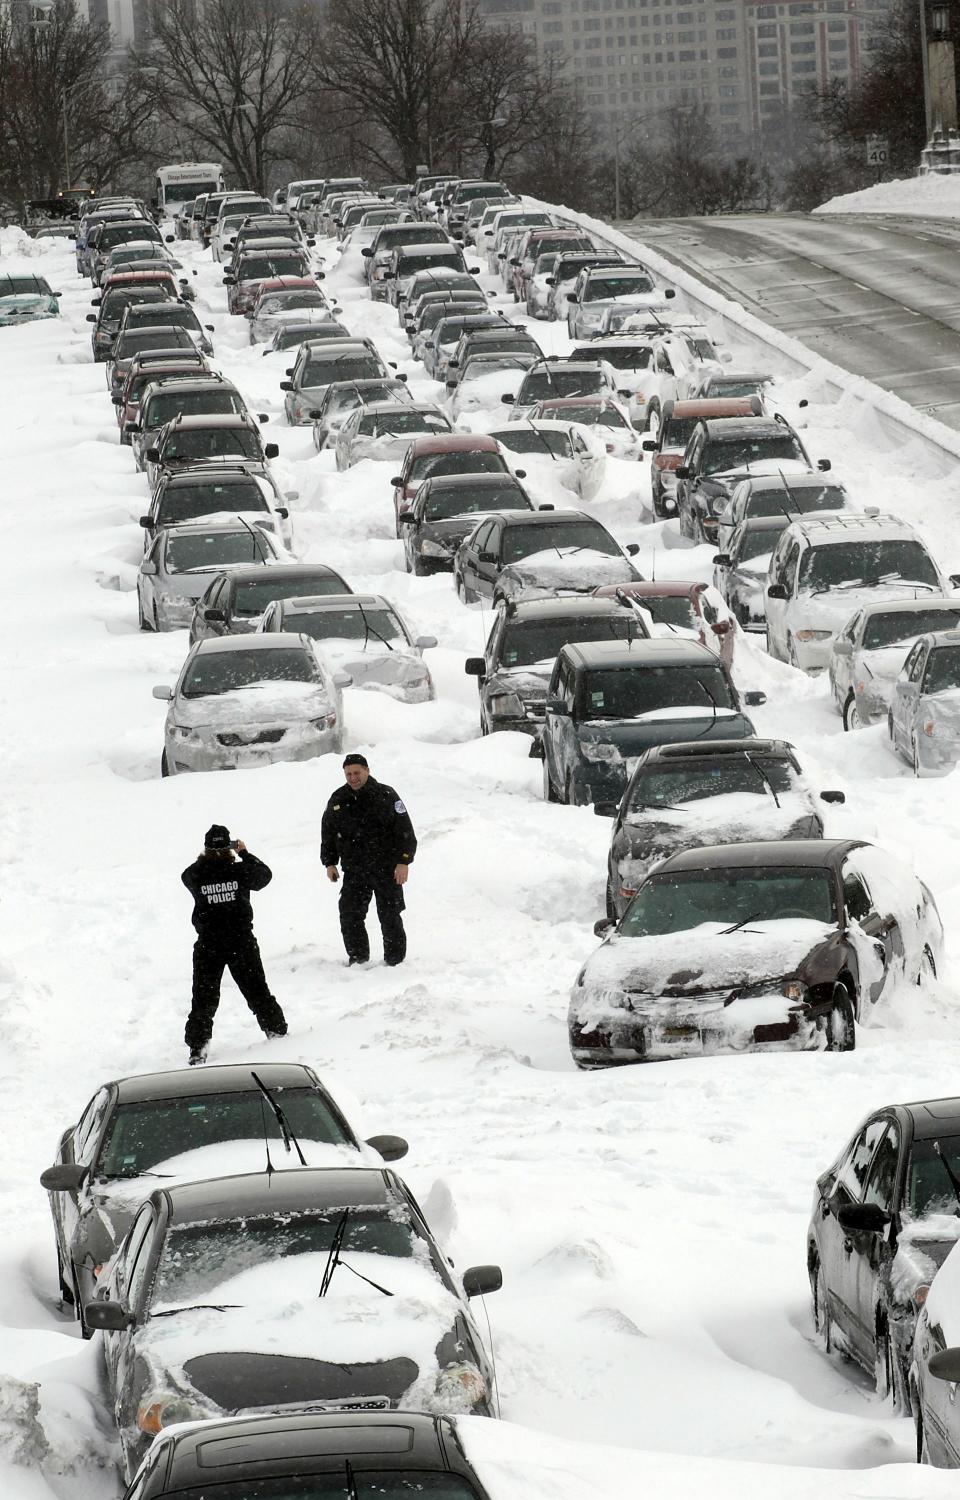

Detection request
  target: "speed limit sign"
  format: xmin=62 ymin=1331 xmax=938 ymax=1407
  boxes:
xmin=866 ymin=134 xmax=889 ymax=166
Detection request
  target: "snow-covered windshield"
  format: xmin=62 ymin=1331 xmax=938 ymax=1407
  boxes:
xmin=661 ymin=416 xmax=700 ymax=450
xmin=503 ymin=522 xmax=620 ymax=563
xmin=712 ymin=378 xmax=770 ymax=397
xmin=423 ymin=484 xmax=525 ymax=520
xmin=163 ymin=428 xmax=261 ymax=461
xmin=166 ymin=531 xmax=269 ymax=574
xmin=181 ymin=648 xmax=319 ymax=697
xmin=409 ymin=451 xmax=506 ymax=482
xmin=153 ymin=1209 xmax=415 ymax=1306
xmin=101 ymin=286 xmax=168 ymax=319
xmin=798 ymin=540 xmax=940 ymax=594
xmin=492 ymin=428 xmax=571 ymax=458
xmin=501 ymin=615 xmax=636 ymax=667
xmin=621 ymin=866 xmax=836 ymax=937
xmin=704 ymin=435 xmax=805 ymax=474
xmin=520 ymin=369 xmax=606 ymax=401
xmin=238 ymin=255 xmax=306 ymax=279
xmin=863 ymin=608 xmax=960 ymax=649
xmin=923 ymin=645 xmax=960 ymax=693
xmin=96 ymin=1088 xmax=351 ymax=1179
xmin=158 ymin=483 xmax=267 ymax=525
xmin=585 ymin=274 xmax=656 ymax=300
xmin=235 ymin=574 xmax=345 ymax=615
xmin=419 ymin=301 xmax=486 ymax=332
xmin=907 ymin=1137 xmax=960 ymax=1219
xmin=736 ymin=528 xmax=784 ymax=563
xmin=357 ymin=410 xmax=447 ymax=438
xmin=289 ymin=607 xmax=404 ymax=644
xmin=116 ymin=328 xmax=193 ymax=357
xmin=626 ymin=757 xmax=799 ymax=812
xmin=304 ymin=356 xmax=383 ymax=385
xmin=145 ymin=390 xmax=244 ymax=426
xmin=550 ymin=404 xmax=628 ymax=431
xmin=741 ymin=483 xmax=846 ymax=520
xmin=260 ymin=293 xmax=324 ymax=313
xmin=579 ymin=663 xmax=734 ymax=720
xmin=635 ymin=596 xmax=697 ymax=629
xmin=464 ymin=352 xmax=535 ymax=376
xmin=126 ymin=305 xmax=198 ymax=333
xmin=397 ymin=253 xmax=463 ymax=276
xmin=588 ymin=346 xmax=651 ymax=371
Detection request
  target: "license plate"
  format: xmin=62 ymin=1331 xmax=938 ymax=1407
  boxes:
xmin=663 ymin=1025 xmax=699 ymax=1040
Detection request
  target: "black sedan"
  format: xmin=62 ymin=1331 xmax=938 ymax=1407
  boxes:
xmin=40 ymin=1063 xmax=407 ymax=1337
xmin=86 ymin=1167 xmax=502 ymax=1477
xmin=808 ymin=1096 xmax=960 ymax=1420
xmin=402 ymin=473 xmax=535 ymax=575
xmin=570 ymin=839 xmax=943 ymax=1068
xmin=189 ymin=562 xmax=353 ymax=641
xmin=121 ymin=1411 xmax=493 ymax=1499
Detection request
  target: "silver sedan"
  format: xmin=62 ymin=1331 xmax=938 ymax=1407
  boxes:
xmin=258 ymin=592 xmax=436 ymax=703
xmin=137 ymin=518 xmax=285 ymax=632
xmin=888 ymin=630 xmax=960 ymax=775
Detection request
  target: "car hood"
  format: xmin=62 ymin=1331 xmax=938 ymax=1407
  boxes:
xmin=616 ymin=791 xmax=820 ymax=865
xmin=797 ymin=583 xmax=945 ymax=632
xmin=579 ymin=919 xmax=835 ymax=1003
xmin=155 ymin=572 xmax=225 ymax=602
xmin=492 ymin=662 xmax=553 ymax=697
xmin=501 ymin=549 xmax=636 ymax=594
xmin=427 ymin=514 xmax=499 ymax=548
xmin=182 ymin=1351 xmax=421 ymax=1413
xmin=855 ymin=644 xmax=914 ymax=685
xmin=311 ymin=638 xmax=426 ymax=688
xmin=349 ymin=433 xmax=438 ymax=463
xmin=890 ymin=1214 xmax=960 ymax=1307
xmin=577 ymin=709 xmax=753 ymax=755
xmin=921 ymin=687 xmax=960 ymax=724
xmin=173 ymin=681 xmax=332 ymax=729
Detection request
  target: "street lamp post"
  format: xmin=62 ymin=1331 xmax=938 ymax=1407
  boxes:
xmin=61 ymin=88 xmax=72 ymax=189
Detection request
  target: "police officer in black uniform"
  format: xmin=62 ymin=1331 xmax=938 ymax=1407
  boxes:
xmin=181 ymin=825 xmax=287 ymax=1064
xmin=321 ymin=755 xmax=417 ymax=966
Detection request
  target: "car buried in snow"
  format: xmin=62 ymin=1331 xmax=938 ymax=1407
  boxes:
xmin=39 ymin=1062 xmax=407 ymax=1338
xmin=712 ymin=515 xmax=793 ymax=635
xmin=888 ymin=630 xmax=960 ymax=775
xmin=528 ymin=395 xmax=642 ymax=461
xmin=140 ymin=467 xmax=294 ymax=554
xmin=334 ymin=402 xmax=452 ymax=471
xmin=145 ymin=413 xmax=279 ymax=494
xmin=130 ymin=376 xmax=254 ymax=472
xmin=138 ymin=518 xmax=287 ymax=632
xmin=487 ymin=420 xmax=607 ymax=501
xmin=281 ymin=338 xmax=393 ymax=425
xmin=85 ymin=1167 xmax=502 ymax=1477
xmin=597 ymin=737 xmax=846 ymax=919
xmin=189 ymin=562 xmax=353 ymax=643
xmin=593 ymin=581 xmax=737 ymax=668
xmin=454 ymin=508 xmax=641 ymax=607
xmin=808 ymin=1096 xmax=960 ymax=1422
xmin=311 ymin=377 xmax=414 ymax=451
xmin=714 ymin=471 xmax=851 ymax=556
xmin=830 ymin=599 xmax=960 ymax=731
xmin=570 ymin=838 xmax=944 ymax=1068
xmin=0 ymin=273 xmax=61 ymax=325
xmin=675 ymin=415 xmax=824 ymax=545
xmin=643 ymin=396 xmax=762 ymax=518
xmin=259 ymin=593 xmax=437 ymax=704
xmin=402 ymin=473 xmax=537 ymax=576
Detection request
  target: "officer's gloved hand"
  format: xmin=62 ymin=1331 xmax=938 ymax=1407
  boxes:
xmin=326 ymin=865 xmax=339 ymax=883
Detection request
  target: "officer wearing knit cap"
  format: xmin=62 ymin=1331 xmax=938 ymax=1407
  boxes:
xmin=180 ymin=825 xmax=287 ymax=1064
xmin=320 ymin=756 xmax=417 ymax=966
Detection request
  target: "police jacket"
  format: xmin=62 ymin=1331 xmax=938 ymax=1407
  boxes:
xmin=181 ymin=850 xmax=272 ymax=935
xmin=320 ymin=777 xmax=417 ymax=873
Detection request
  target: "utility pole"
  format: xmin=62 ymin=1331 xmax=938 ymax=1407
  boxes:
xmin=613 ymin=124 xmax=621 ymax=220
xmin=61 ymin=89 xmax=71 ymax=189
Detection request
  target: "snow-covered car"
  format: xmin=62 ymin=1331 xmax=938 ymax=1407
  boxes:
xmin=153 ymin=634 xmax=348 ymax=775
xmin=909 ymin=1225 xmax=960 ymax=1462
xmin=90 ymin=270 xmax=182 ymax=360
xmin=248 ymin=280 xmax=337 ymax=344
xmin=675 ymin=415 xmax=822 ymax=545
xmin=465 ymin=594 xmax=646 ymax=736
xmin=407 ymin=292 xmax=488 ymax=350
xmin=420 ymin=311 xmax=506 ymax=382
xmin=115 ymin=354 xmax=211 ymax=437
xmin=505 ymin=359 xmax=624 ymax=422
xmin=363 ymin=222 xmax=457 ymax=298
xmin=0 ymin=273 xmax=61 ymax=325
xmin=85 ymin=1167 xmax=501 ymax=1477
xmin=145 ymin=414 xmax=279 ymax=494
xmin=809 ymin=1097 xmax=960 ymax=1418
xmin=487 ymin=420 xmax=606 ymax=501
xmin=137 ymin=517 xmax=285 ymax=632
xmin=510 ymin=228 xmax=596 ymax=303
xmin=688 ymin=369 xmax=775 ymax=403
xmin=765 ymin=512 xmax=958 ymax=673
xmin=528 ymin=396 xmax=642 ymax=460
xmin=567 ymin=264 xmax=672 ymax=340
xmin=115 ymin=298 xmax=214 ymax=357
xmin=38 ymin=1061 xmax=407 ymax=1337
xmin=544 ymin=253 xmax=627 ymax=324
xmin=130 ymin=376 xmax=252 ymax=472
xmin=594 ymin=580 xmax=737 ymax=668
xmin=311 ymin=378 xmax=413 ymax=450
xmin=262 ymin=318 xmax=350 ymax=359
xmin=888 ymin=630 xmax=960 ymax=775
xmin=599 ymin=737 xmax=846 ymax=918
xmin=402 ymin=473 xmax=536 ymax=575
xmin=712 ymin=516 xmax=793 ymax=634
xmin=391 ymin=433 xmax=512 ymax=532
xmin=449 ymin=351 xmax=539 ymax=419
xmin=621 ymin=329 xmax=729 ymax=431
xmin=524 ymin=251 xmax=562 ymax=318
xmin=483 ymin=210 xmax=554 ymax=276
xmin=334 ymin=402 xmax=452 ymax=471
xmin=645 ymin=396 xmax=761 ymax=518
xmin=108 ymin=326 xmax=200 ymax=398
xmin=715 ymin=472 xmax=850 ymax=555
xmin=259 ymin=593 xmax=437 ymax=703
xmin=225 ymin=250 xmax=314 ymax=316
xmin=568 ymin=337 xmax=658 ymax=429
xmin=386 ymin=244 xmax=472 ymax=309
xmin=830 ymin=599 xmax=960 ymax=731
xmin=281 ymin=339 xmax=391 ymax=425
xmin=189 ymin=562 xmax=352 ymax=643
xmin=454 ymin=507 xmax=641 ymax=606
xmin=539 ymin=638 xmax=761 ymax=807
xmin=141 ymin=467 xmax=295 ymax=555
xmin=571 ymin=838 xmax=944 ymax=1067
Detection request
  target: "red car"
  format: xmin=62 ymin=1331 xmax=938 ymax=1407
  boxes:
xmin=114 ymin=355 xmax=212 ymax=438
xmin=248 ymin=276 xmax=331 ymax=343
xmin=225 ymin=250 xmax=314 ymax=315
xmin=645 ymin=396 xmax=761 ymax=519
xmin=390 ymin=432 xmax=512 ymax=534
xmin=594 ymin=580 xmax=736 ymax=667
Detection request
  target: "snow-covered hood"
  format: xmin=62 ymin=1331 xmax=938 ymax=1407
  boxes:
xmin=349 ymin=433 xmax=438 ymax=464
xmin=500 ymin=548 xmax=635 ymax=596
xmin=576 ymin=709 xmax=752 ymax=759
xmin=581 ymin=920 xmax=835 ymax=1002
xmin=0 ymin=294 xmax=55 ymax=322
xmin=796 ymin=582 xmax=945 ymax=634
xmin=922 ymin=687 xmax=960 ymax=725
xmin=172 ymin=680 xmax=332 ymax=730
xmin=617 ymin=791 xmax=820 ymax=864
xmin=312 ymin=638 xmax=427 ymax=690
xmin=493 ymin=662 xmax=553 ymax=698
xmin=156 ymin=569 xmax=229 ymax=603
xmin=857 ymin=643 xmax=915 ymax=687
xmin=890 ymin=1213 xmax=960 ymax=1307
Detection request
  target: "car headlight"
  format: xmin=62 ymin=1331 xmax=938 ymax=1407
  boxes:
xmin=137 ymin=1391 xmax=208 ymax=1434
xmin=420 ymin=538 xmax=451 ymax=558
xmin=434 ymin=1363 xmax=488 ymax=1414
xmin=171 ymin=726 xmax=198 ymax=741
xmin=489 ymin=691 xmax=524 ymax=718
xmin=782 ymin=979 xmax=805 ymax=1001
xmin=312 ymin=713 xmax=337 ymax=730
xmin=795 ymin=629 xmax=833 ymax=643
xmin=581 ymin=740 xmax=620 ymax=762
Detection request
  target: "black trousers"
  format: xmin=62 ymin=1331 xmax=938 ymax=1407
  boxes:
xmin=339 ymin=867 xmax=406 ymax=964
xmin=185 ymin=929 xmax=286 ymax=1049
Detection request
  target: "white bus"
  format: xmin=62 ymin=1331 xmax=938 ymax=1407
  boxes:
xmin=154 ymin=163 xmax=225 ymax=217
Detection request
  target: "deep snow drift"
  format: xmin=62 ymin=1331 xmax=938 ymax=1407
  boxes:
xmin=2 ymin=211 xmax=960 ymax=1500
xmin=817 ymin=172 xmax=960 ymax=219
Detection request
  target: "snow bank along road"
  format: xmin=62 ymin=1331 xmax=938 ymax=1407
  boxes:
xmin=4 ymin=204 xmax=960 ymax=1500
xmin=627 ymin=213 xmax=960 ymax=430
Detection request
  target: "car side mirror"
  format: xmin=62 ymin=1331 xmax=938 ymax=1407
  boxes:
xmin=361 ymin=247 xmax=373 ymax=257
xmin=415 ymin=635 xmax=438 ymax=650
xmin=203 ymin=607 xmax=225 ymax=622
xmin=390 ymin=476 xmax=404 ymax=487
xmin=146 ymin=447 xmax=160 ymax=463
xmin=264 ymin=443 xmax=279 ymax=459
xmin=820 ymin=789 xmax=846 ymax=804
xmin=665 ymin=288 xmax=676 ymax=299
xmin=464 ymin=657 xmax=485 ymax=676
xmin=84 ymin=1299 xmax=135 ymax=1332
xmin=223 ymin=276 xmax=234 ymax=285
xmin=832 ymin=639 xmax=854 ymax=656
xmin=398 ymin=514 xmax=415 ymax=526
xmin=641 ymin=438 xmax=657 ymax=451
xmin=593 ymin=802 xmax=618 ymax=818
xmin=276 ymin=507 xmax=289 ymax=519
xmin=950 ymin=574 xmax=960 ymax=589
xmin=509 ymin=258 xmax=520 ymax=267
xmin=837 ymin=1202 xmax=890 ymax=1234
xmin=462 ymin=1265 xmax=502 ymax=1298
xmin=85 ymin=313 xmax=97 ymax=322
xmin=333 ymin=672 xmax=353 ymax=689
xmin=528 ymin=737 xmax=545 ymax=760
xmin=280 ymin=380 xmax=293 ymax=391
xmin=625 ymin=543 xmax=640 ymax=557
xmin=205 ymin=323 xmax=215 ymax=333
xmin=40 ymin=1163 xmax=89 ymax=1192
xmin=929 ymin=1347 xmax=960 ymax=1383
xmin=365 ymin=1133 xmax=408 ymax=1162
xmin=713 ymin=554 xmax=730 ymax=567
xmin=501 ymin=393 xmax=515 ymax=404
xmin=152 ymin=684 xmax=173 ymax=700
xmin=767 ymin=583 xmax=787 ymax=600
xmin=469 ymin=266 xmax=480 ymax=275
xmin=675 ymin=465 xmax=690 ymax=479
xmin=743 ymin=691 xmax=766 ymax=706
xmin=546 ymin=697 xmax=567 ymax=715
xmin=140 ymin=560 xmax=158 ymax=576
xmin=817 ymin=459 xmax=831 ymax=471
xmin=593 ymin=916 xmax=616 ymax=937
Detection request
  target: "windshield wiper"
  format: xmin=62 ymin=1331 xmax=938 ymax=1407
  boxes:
xmin=692 ymin=677 xmax=719 ymax=740
xmin=150 ymin=1302 xmax=242 ymax=1318
xmin=356 ymin=598 xmax=394 ymax=652
xmin=318 ymin=1209 xmax=394 ymax=1299
xmin=251 ymin=1070 xmax=307 ymax=1165
xmin=745 ymin=752 xmax=781 ymax=809
xmin=525 ymin=416 xmax=557 ymax=462
xmin=932 ymin=1141 xmax=960 ymax=1213
xmin=720 ymin=910 xmax=761 ymax=936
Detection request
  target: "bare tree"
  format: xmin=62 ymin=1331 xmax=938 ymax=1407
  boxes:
xmin=456 ymin=26 xmax=566 ymax=179
xmin=144 ymin=0 xmax=325 ymax=194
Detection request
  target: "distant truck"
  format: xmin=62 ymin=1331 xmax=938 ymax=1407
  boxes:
xmin=154 ymin=162 xmax=225 ymax=217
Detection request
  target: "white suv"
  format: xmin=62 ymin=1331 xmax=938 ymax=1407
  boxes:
xmin=765 ymin=511 xmax=957 ymax=673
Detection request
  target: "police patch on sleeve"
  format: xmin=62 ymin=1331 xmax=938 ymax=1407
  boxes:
xmin=395 ymin=799 xmax=406 ymax=814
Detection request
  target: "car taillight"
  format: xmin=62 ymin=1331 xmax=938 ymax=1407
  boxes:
xmin=915 ymin=1284 xmax=930 ymax=1306
xmin=712 ymin=620 xmax=731 ymax=635
xmin=605 ymin=443 xmax=615 ymax=454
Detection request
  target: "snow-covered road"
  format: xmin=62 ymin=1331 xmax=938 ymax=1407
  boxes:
xmin=3 ymin=213 xmax=960 ymax=1500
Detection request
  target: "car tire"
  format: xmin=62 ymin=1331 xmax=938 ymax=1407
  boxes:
xmin=825 ymin=984 xmax=856 ymax=1051
xmin=161 ymin=749 xmax=172 ymax=779
xmin=842 ymin=695 xmax=860 ymax=732
xmin=812 ymin=1256 xmax=832 ymax=1352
